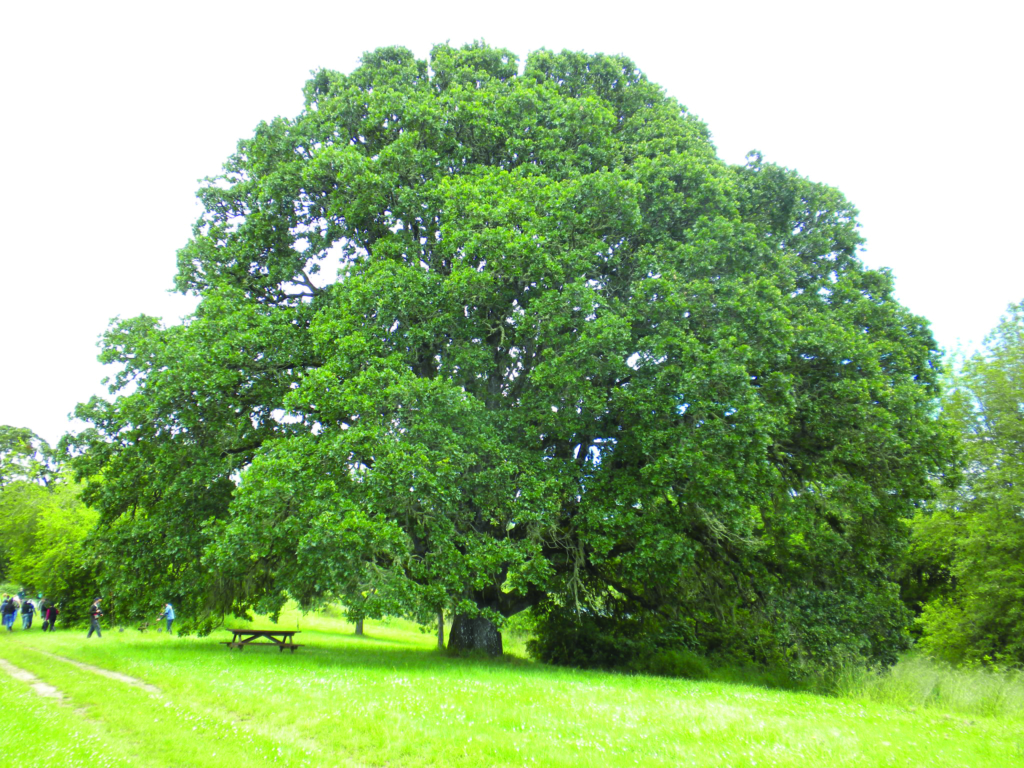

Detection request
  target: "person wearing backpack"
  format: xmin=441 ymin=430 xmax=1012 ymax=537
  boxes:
xmin=21 ymin=600 xmax=34 ymax=629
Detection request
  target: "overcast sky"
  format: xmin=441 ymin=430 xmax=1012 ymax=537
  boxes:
xmin=2 ymin=0 xmax=1021 ymax=445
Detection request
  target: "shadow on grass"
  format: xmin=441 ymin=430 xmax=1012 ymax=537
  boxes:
xmin=19 ymin=624 xmax=808 ymax=698
xmin=42 ymin=617 xmax=798 ymax=696
xmin=93 ymin=626 xmax=557 ymax=681
xmin=144 ymin=632 xmax=691 ymax=694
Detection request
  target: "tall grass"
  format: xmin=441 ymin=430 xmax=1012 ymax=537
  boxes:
xmin=835 ymin=653 xmax=1024 ymax=717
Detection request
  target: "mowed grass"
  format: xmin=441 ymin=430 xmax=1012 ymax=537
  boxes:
xmin=1 ymin=609 xmax=1022 ymax=768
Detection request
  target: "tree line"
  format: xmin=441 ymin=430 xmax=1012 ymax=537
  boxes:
xmin=3 ymin=43 xmax=1020 ymax=676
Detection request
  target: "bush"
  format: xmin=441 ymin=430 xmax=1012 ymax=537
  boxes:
xmin=528 ymin=600 xmax=717 ymax=679
xmin=527 ymin=601 xmax=661 ymax=670
xmin=640 ymin=649 xmax=711 ymax=680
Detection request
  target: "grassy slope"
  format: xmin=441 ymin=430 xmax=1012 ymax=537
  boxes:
xmin=1 ymin=609 xmax=1021 ymax=768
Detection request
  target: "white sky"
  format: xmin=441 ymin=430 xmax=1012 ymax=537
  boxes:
xmin=1 ymin=0 xmax=1021 ymax=445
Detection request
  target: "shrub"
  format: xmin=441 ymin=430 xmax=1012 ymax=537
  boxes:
xmin=640 ymin=649 xmax=711 ymax=680
xmin=527 ymin=601 xmax=661 ymax=670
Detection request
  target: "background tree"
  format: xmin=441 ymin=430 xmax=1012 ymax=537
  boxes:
xmin=0 ymin=427 xmax=100 ymax=623
xmin=914 ymin=301 xmax=1024 ymax=664
xmin=70 ymin=43 xmax=952 ymax=668
xmin=0 ymin=425 xmax=57 ymax=488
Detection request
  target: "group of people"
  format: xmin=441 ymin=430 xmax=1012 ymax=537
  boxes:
xmin=85 ymin=598 xmax=175 ymax=638
xmin=1 ymin=594 xmax=59 ymax=631
xmin=1 ymin=593 xmax=175 ymax=637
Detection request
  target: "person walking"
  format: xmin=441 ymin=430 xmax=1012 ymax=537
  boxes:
xmin=21 ymin=600 xmax=34 ymax=629
xmin=1 ymin=595 xmax=16 ymax=631
xmin=43 ymin=603 xmax=58 ymax=632
xmin=159 ymin=603 xmax=175 ymax=634
xmin=87 ymin=598 xmax=103 ymax=639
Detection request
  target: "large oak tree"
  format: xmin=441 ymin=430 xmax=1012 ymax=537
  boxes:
xmin=70 ymin=43 xmax=952 ymax=665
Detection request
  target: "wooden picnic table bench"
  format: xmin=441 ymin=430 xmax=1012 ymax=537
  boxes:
xmin=222 ymin=628 xmax=303 ymax=652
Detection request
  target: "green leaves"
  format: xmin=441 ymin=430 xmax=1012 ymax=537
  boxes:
xmin=915 ymin=301 xmax=1024 ymax=664
xmin=0 ymin=473 xmax=100 ymax=621
xmin=0 ymin=426 xmax=57 ymax=488
xmin=71 ymin=43 xmax=951 ymax=664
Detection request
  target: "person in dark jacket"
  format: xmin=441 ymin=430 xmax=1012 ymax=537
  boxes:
xmin=21 ymin=600 xmax=34 ymax=629
xmin=1 ymin=595 xmax=16 ymax=631
xmin=87 ymin=598 xmax=103 ymax=639
xmin=43 ymin=603 xmax=58 ymax=631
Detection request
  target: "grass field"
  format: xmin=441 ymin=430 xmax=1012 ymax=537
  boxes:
xmin=1 ymin=608 xmax=1021 ymax=767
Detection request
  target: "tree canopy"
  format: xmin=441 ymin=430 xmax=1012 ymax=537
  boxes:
xmin=1 ymin=425 xmax=57 ymax=488
xmin=69 ymin=43 xmax=952 ymax=668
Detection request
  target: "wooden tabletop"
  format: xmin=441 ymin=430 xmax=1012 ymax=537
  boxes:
xmin=228 ymin=628 xmax=300 ymax=638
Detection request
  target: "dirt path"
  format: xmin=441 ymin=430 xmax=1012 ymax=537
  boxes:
xmin=0 ymin=656 xmax=64 ymax=699
xmin=28 ymin=648 xmax=162 ymax=695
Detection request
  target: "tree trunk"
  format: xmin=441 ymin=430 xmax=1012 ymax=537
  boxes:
xmin=437 ymin=609 xmax=445 ymax=650
xmin=447 ymin=613 xmax=502 ymax=656
xmin=354 ymin=617 xmax=364 ymax=636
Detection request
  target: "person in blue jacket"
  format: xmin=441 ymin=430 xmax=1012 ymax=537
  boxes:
xmin=160 ymin=603 xmax=175 ymax=634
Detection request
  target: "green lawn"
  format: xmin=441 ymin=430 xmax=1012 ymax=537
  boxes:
xmin=1 ymin=610 xmax=1021 ymax=767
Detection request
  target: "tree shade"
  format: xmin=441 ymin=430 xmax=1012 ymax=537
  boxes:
xmin=69 ymin=43 xmax=953 ymax=667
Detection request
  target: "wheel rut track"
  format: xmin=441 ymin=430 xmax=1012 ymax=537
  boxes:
xmin=1 ymin=648 xmax=373 ymax=766
xmin=27 ymin=647 xmax=163 ymax=694
xmin=0 ymin=656 xmax=64 ymax=699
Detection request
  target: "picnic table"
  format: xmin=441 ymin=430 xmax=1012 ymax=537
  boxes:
xmin=222 ymin=628 xmax=303 ymax=652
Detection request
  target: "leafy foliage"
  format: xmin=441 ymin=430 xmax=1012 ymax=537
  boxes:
xmin=0 ymin=466 xmax=100 ymax=622
xmin=0 ymin=425 xmax=58 ymax=488
xmin=914 ymin=301 xmax=1024 ymax=664
xmin=69 ymin=43 xmax=951 ymax=667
